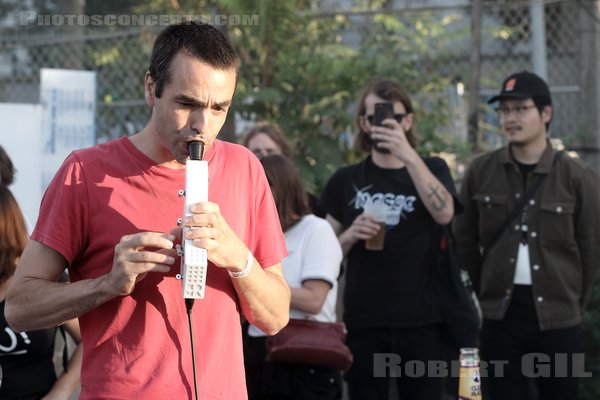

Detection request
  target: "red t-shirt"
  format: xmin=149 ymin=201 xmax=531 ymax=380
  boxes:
xmin=32 ymin=137 xmax=287 ymax=400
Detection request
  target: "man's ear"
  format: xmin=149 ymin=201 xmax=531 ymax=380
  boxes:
xmin=541 ymin=105 xmax=553 ymax=124
xmin=358 ymin=115 xmax=369 ymax=132
xmin=403 ymin=113 xmax=414 ymax=132
xmin=144 ymin=72 xmax=156 ymax=107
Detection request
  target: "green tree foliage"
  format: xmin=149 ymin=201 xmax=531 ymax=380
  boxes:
xmin=97 ymin=0 xmax=471 ymax=193
xmin=221 ymin=1 xmax=472 ymax=193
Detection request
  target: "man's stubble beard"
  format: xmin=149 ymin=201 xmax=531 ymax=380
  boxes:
xmin=365 ymin=133 xmax=391 ymax=154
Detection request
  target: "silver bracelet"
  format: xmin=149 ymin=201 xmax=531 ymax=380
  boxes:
xmin=228 ymin=250 xmax=253 ymax=279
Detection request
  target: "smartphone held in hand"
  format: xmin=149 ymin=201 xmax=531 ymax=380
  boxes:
xmin=374 ymin=102 xmax=394 ymax=126
xmin=371 ymin=102 xmax=394 ymax=154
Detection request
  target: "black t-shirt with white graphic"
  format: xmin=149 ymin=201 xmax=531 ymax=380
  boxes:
xmin=0 ymin=300 xmax=57 ymax=399
xmin=319 ymin=156 xmax=458 ymax=327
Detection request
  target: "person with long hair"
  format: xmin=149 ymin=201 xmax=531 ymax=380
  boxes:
xmin=319 ymin=77 xmax=459 ymax=399
xmin=244 ymin=154 xmax=343 ymax=399
xmin=0 ymin=178 xmax=82 ymax=399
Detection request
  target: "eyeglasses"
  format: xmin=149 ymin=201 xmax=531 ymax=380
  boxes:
xmin=495 ymin=104 xmax=537 ymax=118
xmin=366 ymin=113 xmax=407 ymax=125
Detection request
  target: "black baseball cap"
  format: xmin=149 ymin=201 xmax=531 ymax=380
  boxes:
xmin=488 ymin=71 xmax=552 ymax=104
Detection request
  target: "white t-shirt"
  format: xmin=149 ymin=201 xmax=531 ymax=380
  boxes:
xmin=514 ymin=242 xmax=532 ymax=285
xmin=249 ymin=214 xmax=343 ymax=337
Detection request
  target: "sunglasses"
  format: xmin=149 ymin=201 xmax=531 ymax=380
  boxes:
xmin=366 ymin=113 xmax=407 ymax=125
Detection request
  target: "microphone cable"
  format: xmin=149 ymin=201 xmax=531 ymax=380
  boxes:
xmin=186 ymin=298 xmax=199 ymax=400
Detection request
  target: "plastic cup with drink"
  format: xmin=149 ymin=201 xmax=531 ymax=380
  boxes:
xmin=363 ymin=200 xmax=387 ymax=251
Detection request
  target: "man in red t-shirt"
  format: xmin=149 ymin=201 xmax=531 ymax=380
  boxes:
xmin=5 ymin=22 xmax=290 ymax=400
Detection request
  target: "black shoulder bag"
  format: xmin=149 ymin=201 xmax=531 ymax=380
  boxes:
xmin=435 ymin=224 xmax=482 ymax=350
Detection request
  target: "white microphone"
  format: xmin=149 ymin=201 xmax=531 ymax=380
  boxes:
xmin=180 ymin=141 xmax=208 ymax=299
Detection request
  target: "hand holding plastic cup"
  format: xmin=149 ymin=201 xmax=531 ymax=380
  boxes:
xmin=363 ymin=201 xmax=387 ymax=251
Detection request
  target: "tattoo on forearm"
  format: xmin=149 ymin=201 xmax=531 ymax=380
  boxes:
xmin=428 ymin=184 xmax=447 ymax=211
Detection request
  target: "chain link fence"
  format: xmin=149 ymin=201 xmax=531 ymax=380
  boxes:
xmin=478 ymin=0 xmax=594 ymax=154
xmin=0 ymin=1 xmax=597 ymax=152
xmin=0 ymin=26 xmax=155 ymax=142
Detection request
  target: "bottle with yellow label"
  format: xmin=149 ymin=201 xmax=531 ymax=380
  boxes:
xmin=459 ymin=347 xmax=482 ymax=400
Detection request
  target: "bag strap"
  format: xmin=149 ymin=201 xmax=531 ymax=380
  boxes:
xmin=56 ymin=269 xmax=70 ymax=373
xmin=59 ymin=325 xmax=69 ymax=373
xmin=482 ymin=151 xmax=563 ymax=261
xmin=441 ymin=223 xmax=482 ymax=321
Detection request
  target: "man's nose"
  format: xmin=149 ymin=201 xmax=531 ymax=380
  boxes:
xmin=189 ymin=108 xmax=210 ymax=133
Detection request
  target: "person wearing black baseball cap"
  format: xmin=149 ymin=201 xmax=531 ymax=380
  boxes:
xmin=454 ymin=71 xmax=600 ymax=400
xmin=487 ymin=70 xmax=552 ymax=104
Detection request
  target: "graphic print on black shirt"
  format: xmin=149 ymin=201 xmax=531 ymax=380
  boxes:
xmin=319 ymin=156 xmax=459 ymax=327
xmin=0 ymin=300 xmax=57 ymax=399
xmin=350 ymin=183 xmax=417 ymax=228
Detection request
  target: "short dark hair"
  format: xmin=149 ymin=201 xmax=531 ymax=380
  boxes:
xmin=354 ymin=77 xmax=419 ymax=152
xmin=148 ymin=22 xmax=240 ymax=98
xmin=241 ymin=122 xmax=293 ymax=159
xmin=532 ymin=97 xmax=553 ymax=131
xmin=260 ymin=154 xmax=309 ymax=231
xmin=0 ymin=145 xmax=15 ymax=186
